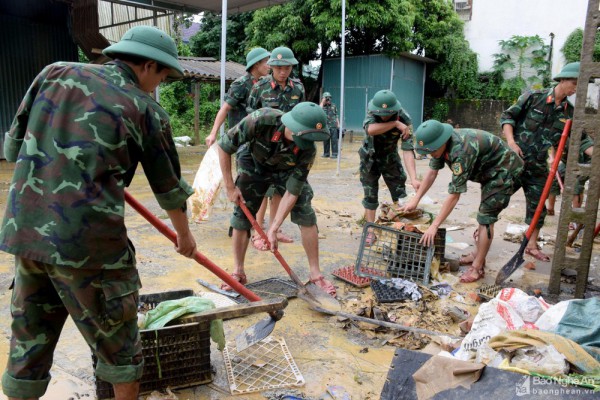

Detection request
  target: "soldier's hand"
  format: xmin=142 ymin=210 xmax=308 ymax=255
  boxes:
xmin=175 ymin=231 xmax=197 ymax=258
xmin=205 ymin=133 xmax=217 ymax=147
xmin=266 ymin=227 xmax=278 ymax=252
xmin=508 ymin=141 xmax=524 ymax=158
xmin=420 ymin=225 xmax=438 ymax=247
xmin=396 ymin=121 xmax=410 ymax=140
xmin=226 ymin=186 xmax=244 ymax=204
xmin=401 ymin=198 xmax=419 ymax=213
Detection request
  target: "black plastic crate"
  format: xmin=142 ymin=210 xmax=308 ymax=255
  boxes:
xmin=371 ymin=279 xmax=421 ymax=303
xmin=355 ymin=223 xmax=434 ymax=285
xmin=94 ymin=289 xmax=212 ymax=399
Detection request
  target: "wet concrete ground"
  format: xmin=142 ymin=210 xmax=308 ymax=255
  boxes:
xmin=0 ymin=138 xmax=598 ymax=399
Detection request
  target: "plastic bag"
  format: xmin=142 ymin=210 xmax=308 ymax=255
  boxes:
xmin=510 ymin=345 xmax=569 ymax=376
xmin=496 ymin=288 xmax=550 ymax=324
xmin=188 ymin=144 xmax=223 ymax=222
xmin=535 ymin=300 xmax=573 ymax=332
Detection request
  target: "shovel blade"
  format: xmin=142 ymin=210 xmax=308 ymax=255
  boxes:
xmin=495 ymin=251 xmax=525 ymax=285
xmin=235 ymin=316 xmax=276 ymax=352
xmin=299 ymin=283 xmax=342 ymax=313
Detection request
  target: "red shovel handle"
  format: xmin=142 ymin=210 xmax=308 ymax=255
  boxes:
xmin=238 ymin=202 xmax=305 ymax=287
xmin=124 ymin=191 xmax=261 ymax=302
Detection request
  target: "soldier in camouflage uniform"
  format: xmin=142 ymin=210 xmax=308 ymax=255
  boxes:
xmin=217 ymin=102 xmax=337 ymax=296
xmin=205 ymin=47 xmax=270 ymax=146
xmin=0 ymin=26 xmax=196 ymax=399
xmin=403 ymin=120 xmax=524 ymax=283
xmin=246 ymin=47 xmax=305 ymax=249
xmin=501 ymin=62 xmax=591 ymax=262
xmin=360 ymin=90 xmax=420 ymax=245
xmin=320 ymin=92 xmax=340 ymax=157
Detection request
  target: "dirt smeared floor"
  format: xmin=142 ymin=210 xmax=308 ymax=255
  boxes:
xmin=0 ymin=138 xmax=599 ymax=399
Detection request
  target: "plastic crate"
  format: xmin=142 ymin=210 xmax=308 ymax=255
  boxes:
xmin=355 ymin=223 xmax=434 ymax=285
xmin=94 ymin=289 xmax=212 ymax=399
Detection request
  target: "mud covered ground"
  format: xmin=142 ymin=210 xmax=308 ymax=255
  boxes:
xmin=0 ymin=138 xmax=598 ymax=399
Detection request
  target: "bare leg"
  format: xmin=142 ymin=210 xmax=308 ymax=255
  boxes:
xmin=364 ymin=208 xmax=376 ymax=223
xmin=525 ymin=227 xmax=550 ymax=261
xmin=255 ymin=197 xmax=268 ymax=227
xmin=547 ymin=194 xmax=556 ymax=215
xmin=113 ymin=382 xmax=140 ymax=400
xmin=460 ymin=224 xmax=492 ymax=283
xmin=232 ymin=228 xmax=250 ymax=274
xmin=300 ymin=225 xmax=321 ymax=280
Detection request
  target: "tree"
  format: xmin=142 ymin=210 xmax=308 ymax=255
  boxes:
xmin=562 ymin=28 xmax=600 ymax=63
xmin=491 ymin=35 xmax=550 ymax=100
xmin=189 ymin=12 xmax=253 ymax=63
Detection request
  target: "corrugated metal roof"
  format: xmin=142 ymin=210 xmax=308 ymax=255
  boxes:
xmin=179 ymin=57 xmax=246 ymax=82
xmin=98 ymin=1 xmax=172 ymax=44
xmin=101 ymin=0 xmax=290 ymax=14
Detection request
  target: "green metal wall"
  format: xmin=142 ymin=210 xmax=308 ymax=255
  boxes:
xmin=322 ymin=54 xmax=425 ymax=132
xmin=0 ymin=1 xmax=77 ymax=138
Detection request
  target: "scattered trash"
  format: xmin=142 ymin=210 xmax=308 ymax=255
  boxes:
xmin=327 ymin=385 xmax=352 ymax=400
xmin=376 ymin=278 xmax=422 ymax=302
xmin=510 ymin=345 xmax=569 ymax=376
xmin=332 ymin=264 xmax=371 ymax=287
xmin=446 ymin=242 xmax=471 ymax=250
xmin=443 ymin=305 xmax=470 ymax=323
xmin=173 ymin=135 xmax=193 ymax=147
xmin=429 ymin=283 xmax=452 ymax=297
xmin=524 ymin=261 xmax=536 ymax=270
xmin=145 ymin=388 xmax=179 ymax=400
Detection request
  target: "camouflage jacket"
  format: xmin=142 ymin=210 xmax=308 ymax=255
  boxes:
xmin=0 ymin=61 xmax=193 ymax=269
xmin=362 ymin=110 xmax=415 ymax=154
xmin=429 ymin=129 xmax=523 ymax=194
xmin=225 ymin=73 xmax=260 ymax=127
xmin=322 ymin=103 xmax=338 ymax=127
xmin=246 ymin=75 xmax=305 ymax=114
xmin=218 ymin=108 xmax=315 ymax=196
xmin=500 ymin=87 xmax=574 ymax=170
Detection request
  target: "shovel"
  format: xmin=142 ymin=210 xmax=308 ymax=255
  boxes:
xmin=496 ymin=119 xmax=572 ymax=284
xmin=239 ymin=201 xmax=341 ymax=313
xmin=124 ymin=191 xmax=285 ymax=350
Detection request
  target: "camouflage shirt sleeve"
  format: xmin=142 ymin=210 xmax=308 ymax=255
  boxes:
xmin=363 ymin=113 xmax=376 ymax=134
xmin=500 ymin=91 xmax=533 ymax=128
xmin=218 ymin=112 xmax=257 ymax=154
xmin=224 ymin=74 xmax=249 ymax=108
xmin=286 ymin=147 xmax=316 ymax=196
xmin=428 ymin=156 xmax=445 ymax=171
xmin=4 ymin=65 xmax=52 ymax=162
xmin=246 ymin=80 xmax=262 ymax=114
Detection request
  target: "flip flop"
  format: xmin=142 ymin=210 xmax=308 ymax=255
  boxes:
xmin=307 ymin=276 xmax=337 ymax=297
xmin=525 ymin=247 xmax=550 ymax=262
xmin=459 ymin=266 xmax=485 ymax=283
xmin=276 ymin=229 xmax=294 ymax=243
xmin=220 ymin=272 xmax=248 ymax=291
xmin=251 ymin=235 xmax=269 ymax=251
xmin=547 ymin=209 xmax=555 ymax=216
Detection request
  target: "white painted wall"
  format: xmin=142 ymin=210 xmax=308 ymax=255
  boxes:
xmin=463 ymin=0 xmax=589 ymax=76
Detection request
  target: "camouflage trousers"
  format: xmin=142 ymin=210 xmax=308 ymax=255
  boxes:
xmin=230 ymin=154 xmax=317 ymax=231
xmin=477 ymin=162 xmax=523 ymax=225
xmin=359 ymin=147 xmax=407 ymax=210
xmin=549 ymin=162 xmax=589 ymax=196
xmin=513 ymin=162 xmax=551 ymax=229
xmin=2 ymin=256 xmax=143 ymax=398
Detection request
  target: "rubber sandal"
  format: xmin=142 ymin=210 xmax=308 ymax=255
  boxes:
xmin=220 ymin=272 xmax=248 ymax=291
xmin=276 ymin=229 xmax=294 ymax=243
xmin=459 ymin=266 xmax=485 ymax=283
xmin=525 ymin=247 xmax=550 ymax=262
xmin=459 ymin=252 xmax=476 ymax=266
xmin=307 ymin=276 xmax=337 ymax=297
xmin=569 ymin=223 xmax=577 ymax=230
xmin=251 ymin=235 xmax=269 ymax=251
xmin=547 ymin=209 xmax=555 ymax=216
xmin=365 ymin=231 xmax=377 ymax=247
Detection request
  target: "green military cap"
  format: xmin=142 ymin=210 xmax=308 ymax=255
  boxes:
xmin=368 ymin=90 xmax=401 ymax=116
xmin=246 ymin=47 xmax=270 ymax=71
xmin=268 ymin=46 xmax=299 ymax=66
xmin=414 ymin=119 xmax=453 ymax=155
xmin=103 ymin=25 xmax=184 ymax=79
xmin=281 ymin=102 xmax=330 ymax=150
xmin=322 ymin=92 xmax=332 ymax=99
xmin=553 ymin=62 xmax=580 ymax=81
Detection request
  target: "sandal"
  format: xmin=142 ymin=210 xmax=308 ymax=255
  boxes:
xmin=365 ymin=231 xmax=377 ymax=247
xmin=276 ymin=229 xmax=294 ymax=243
xmin=220 ymin=272 xmax=248 ymax=291
xmin=307 ymin=276 xmax=337 ymax=297
xmin=459 ymin=252 xmax=476 ymax=266
xmin=459 ymin=265 xmax=485 ymax=283
xmin=525 ymin=247 xmax=550 ymax=262
xmin=251 ymin=235 xmax=269 ymax=251
xmin=547 ymin=208 xmax=555 ymax=216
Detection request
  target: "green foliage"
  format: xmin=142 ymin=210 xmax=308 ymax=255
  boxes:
xmin=78 ymin=47 xmax=89 ymax=63
xmin=562 ymin=28 xmax=600 ymax=62
xmin=492 ymin=35 xmax=550 ymax=100
xmin=477 ymin=71 xmax=503 ymax=100
xmin=431 ymin=100 xmax=449 ymax=121
xmin=190 ymin=12 xmax=254 ymax=63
